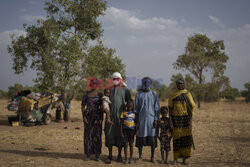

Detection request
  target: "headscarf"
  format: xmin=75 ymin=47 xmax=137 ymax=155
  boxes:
xmin=140 ymin=77 xmax=152 ymax=92
xmin=168 ymin=78 xmax=188 ymax=107
xmin=176 ymin=78 xmax=185 ymax=90
xmin=111 ymin=72 xmax=127 ymax=87
xmin=89 ymin=77 xmax=100 ymax=89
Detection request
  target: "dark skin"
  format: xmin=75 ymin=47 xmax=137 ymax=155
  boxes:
xmin=120 ymin=101 xmax=135 ymax=163
xmin=156 ymin=109 xmax=172 ymax=164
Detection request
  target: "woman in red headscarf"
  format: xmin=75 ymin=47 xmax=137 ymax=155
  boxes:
xmin=81 ymin=78 xmax=103 ymax=161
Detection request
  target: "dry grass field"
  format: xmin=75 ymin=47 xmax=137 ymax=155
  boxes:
xmin=0 ymin=99 xmax=250 ymax=167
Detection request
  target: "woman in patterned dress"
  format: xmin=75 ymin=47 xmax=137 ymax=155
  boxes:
xmin=81 ymin=78 xmax=103 ymax=161
xmin=168 ymin=78 xmax=196 ymax=165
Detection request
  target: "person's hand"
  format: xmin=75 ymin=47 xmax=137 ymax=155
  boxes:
xmin=106 ymin=119 xmax=114 ymax=125
xmin=121 ymin=132 xmax=124 ymax=138
xmin=83 ymin=117 xmax=88 ymax=124
xmin=153 ymin=120 xmax=157 ymax=128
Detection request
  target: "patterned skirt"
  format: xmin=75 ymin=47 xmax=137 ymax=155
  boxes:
xmin=159 ymin=134 xmax=172 ymax=151
xmin=172 ymin=115 xmax=193 ymax=160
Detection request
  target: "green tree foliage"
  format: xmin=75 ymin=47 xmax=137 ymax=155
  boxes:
xmin=221 ymin=87 xmax=240 ymax=101
xmin=8 ymin=0 xmax=125 ymax=105
xmin=85 ymin=42 xmax=125 ymax=79
xmin=166 ymin=73 xmax=197 ymax=100
xmin=73 ymin=42 xmax=125 ymax=100
xmin=0 ymin=90 xmax=8 ymax=99
xmin=7 ymin=83 xmax=40 ymax=98
xmin=152 ymin=80 xmax=168 ymax=102
xmin=167 ymin=73 xmax=231 ymax=103
xmin=241 ymin=82 xmax=250 ymax=102
xmin=8 ymin=84 xmax=24 ymax=98
xmin=202 ymin=75 xmax=230 ymax=102
xmin=173 ymin=33 xmax=229 ymax=108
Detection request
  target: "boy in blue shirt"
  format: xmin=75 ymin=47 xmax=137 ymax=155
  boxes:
xmin=120 ymin=100 xmax=136 ymax=164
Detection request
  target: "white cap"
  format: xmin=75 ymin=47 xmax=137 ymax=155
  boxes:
xmin=112 ymin=72 xmax=122 ymax=79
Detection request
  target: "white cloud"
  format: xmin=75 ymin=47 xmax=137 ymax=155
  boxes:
xmin=102 ymin=7 xmax=178 ymax=33
xmin=20 ymin=15 xmax=46 ymax=22
xmin=101 ymin=7 xmax=250 ymax=89
xmin=209 ymin=15 xmax=225 ymax=28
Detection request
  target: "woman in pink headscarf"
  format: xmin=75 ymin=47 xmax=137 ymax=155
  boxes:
xmin=82 ymin=78 xmax=103 ymax=161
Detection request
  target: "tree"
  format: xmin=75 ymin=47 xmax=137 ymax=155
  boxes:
xmin=8 ymin=0 xmax=108 ymax=107
xmin=203 ymin=76 xmax=230 ymax=102
xmin=73 ymin=42 xmax=125 ymax=99
xmin=85 ymin=42 xmax=125 ymax=79
xmin=221 ymin=87 xmax=240 ymax=101
xmin=8 ymin=84 xmax=24 ymax=98
xmin=242 ymin=82 xmax=250 ymax=102
xmin=166 ymin=73 xmax=198 ymax=100
xmin=173 ymin=33 xmax=229 ymax=108
xmin=0 ymin=90 xmax=8 ymax=99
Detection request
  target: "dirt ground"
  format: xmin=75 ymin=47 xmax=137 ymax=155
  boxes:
xmin=0 ymin=99 xmax=250 ymax=167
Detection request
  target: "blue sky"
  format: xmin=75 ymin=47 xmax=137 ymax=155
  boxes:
xmin=0 ymin=0 xmax=250 ymax=91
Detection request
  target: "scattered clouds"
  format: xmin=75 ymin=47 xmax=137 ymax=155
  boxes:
xmin=209 ymin=15 xmax=226 ymax=28
xmin=102 ymin=7 xmax=178 ymax=33
xmin=20 ymin=15 xmax=46 ymax=22
xmin=0 ymin=6 xmax=249 ymax=90
xmin=101 ymin=7 xmax=250 ymax=89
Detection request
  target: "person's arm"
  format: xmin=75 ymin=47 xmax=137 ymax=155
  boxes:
xmin=168 ymin=97 xmax=174 ymax=129
xmin=156 ymin=120 xmax=160 ymax=141
xmin=125 ymin=87 xmax=132 ymax=102
xmin=187 ymin=92 xmax=196 ymax=113
xmin=120 ymin=113 xmax=124 ymax=138
xmin=81 ymin=92 xmax=88 ymax=124
xmin=153 ymin=92 xmax=160 ymax=128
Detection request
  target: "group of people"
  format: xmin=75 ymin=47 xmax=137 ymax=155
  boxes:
xmin=81 ymin=72 xmax=196 ymax=165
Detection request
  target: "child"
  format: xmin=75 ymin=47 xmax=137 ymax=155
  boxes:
xmin=102 ymin=89 xmax=113 ymax=125
xmin=157 ymin=106 xmax=172 ymax=164
xmin=120 ymin=100 xmax=136 ymax=164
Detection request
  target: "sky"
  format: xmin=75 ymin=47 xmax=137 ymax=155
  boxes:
xmin=0 ymin=0 xmax=250 ymax=91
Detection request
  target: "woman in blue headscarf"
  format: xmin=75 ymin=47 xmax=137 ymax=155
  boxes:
xmin=135 ymin=77 xmax=160 ymax=163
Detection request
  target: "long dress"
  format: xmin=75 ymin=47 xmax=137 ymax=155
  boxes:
xmin=82 ymin=92 xmax=103 ymax=155
xmin=168 ymin=89 xmax=196 ymax=160
xmin=104 ymin=85 xmax=131 ymax=148
xmin=135 ymin=90 xmax=160 ymax=148
xmin=158 ymin=117 xmax=172 ymax=151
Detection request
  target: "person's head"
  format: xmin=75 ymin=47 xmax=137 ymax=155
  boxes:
xmin=126 ymin=100 xmax=134 ymax=111
xmin=160 ymin=106 xmax=169 ymax=117
xmin=176 ymin=78 xmax=185 ymax=90
xmin=141 ymin=77 xmax=152 ymax=91
xmin=89 ymin=77 xmax=100 ymax=90
xmin=104 ymin=89 xmax=111 ymax=97
xmin=112 ymin=72 xmax=122 ymax=86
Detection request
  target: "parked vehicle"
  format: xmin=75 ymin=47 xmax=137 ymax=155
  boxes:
xmin=8 ymin=93 xmax=63 ymax=126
